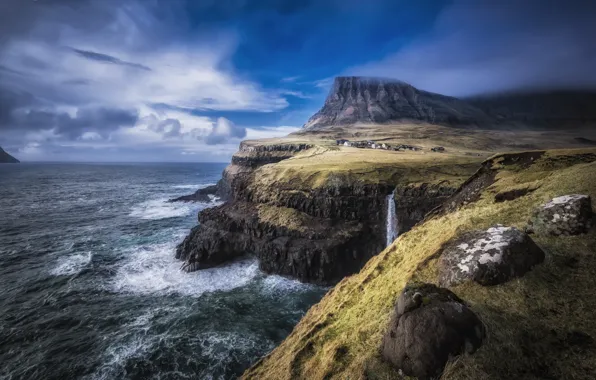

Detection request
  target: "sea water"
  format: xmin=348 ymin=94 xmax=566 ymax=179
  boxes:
xmin=0 ymin=163 xmax=326 ymax=380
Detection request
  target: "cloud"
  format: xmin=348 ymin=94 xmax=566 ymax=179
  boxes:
xmin=206 ymin=117 xmax=246 ymax=145
xmin=8 ymin=106 xmax=138 ymax=139
xmin=349 ymin=0 xmax=596 ymax=96
xmin=70 ymin=48 xmax=152 ymax=71
xmin=245 ymin=125 xmax=300 ymax=139
xmin=0 ymin=0 xmax=297 ymax=161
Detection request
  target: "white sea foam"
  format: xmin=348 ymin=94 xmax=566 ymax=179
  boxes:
xmin=111 ymin=240 xmax=259 ymax=297
xmin=172 ymin=182 xmax=216 ymax=190
xmin=128 ymin=198 xmax=197 ymax=220
xmin=89 ymin=337 xmax=153 ymax=380
xmin=194 ymin=331 xmax=273 ymax=379
xmin=50 ymin=252 xmax=92 ymax=276
xmin=260 ymin=274 xmax=320 ymax=295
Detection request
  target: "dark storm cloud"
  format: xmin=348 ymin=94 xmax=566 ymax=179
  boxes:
xmin=0 ymin=0 xmax=121 ymax=46
xmin=4 ymin=104 xmax=138 ymax=139
xmin=70 ymin=48 xmax=152 ymax=71
xmin=351 ymin=0 xmax=596 ymax=96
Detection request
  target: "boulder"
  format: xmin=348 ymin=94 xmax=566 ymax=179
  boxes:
xmin=382 ymin=283 xmax=484 ymax=380
xmin=438 ymin=225 xmax=545 ymax=287
xmin=527 ymin=194 xmax=593 ymax=236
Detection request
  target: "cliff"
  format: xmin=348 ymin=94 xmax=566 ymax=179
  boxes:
xmin=243 ymin=147 xmax=596 ymax=380
xmin=176 ymin=137 xmax=481 ymax=284
xmin=0 ymin=146 xmax=19 ymax=163
xmin=303 ymin=77 xmax=596 ymax=130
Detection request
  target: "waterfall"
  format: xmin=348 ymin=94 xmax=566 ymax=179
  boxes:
xmin=386 ymin=190 xmax=399 ymax=247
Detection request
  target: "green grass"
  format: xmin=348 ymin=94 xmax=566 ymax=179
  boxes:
xmin=243 ymin=147 xmax=596 ymax=380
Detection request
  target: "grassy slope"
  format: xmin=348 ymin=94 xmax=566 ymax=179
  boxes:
xmin=243 ymin=147 xmax=596 ymax=380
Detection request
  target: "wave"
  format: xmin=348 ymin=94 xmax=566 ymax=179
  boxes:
xmin=49 ymin=252 xmax=92 ymax=276
xmin=128 ymin=198 xmax=198 ymax=220
xmin=260 ymin=274 xmax=322 ymax=294
xmin=172 ymin=182 xmax=216 ymax=190
xmin=90 ymin=310 xmax=271 ymax=380
xmin=110 ymin=240 xmax=259 ymax=297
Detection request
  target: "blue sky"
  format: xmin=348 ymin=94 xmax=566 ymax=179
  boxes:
xmin=1 ymin=0 xmax=595 ymax=162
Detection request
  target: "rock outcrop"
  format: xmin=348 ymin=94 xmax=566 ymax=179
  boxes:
xmin=438 ymin=225 xmax=545 ymax=287
xmin=169 ymin=185 xmax=218 ymax=203
xmin=394 ymin=183 xmax=458 ymax=235
xmin=176 ymin=202 xmax=383 ymax=283
xmin=0 ymin=146 xmax=19 ymax=163
xmin=527 ymin=194 xmax=593 ymax=236
xmin=382 ymin=283 xmax=484 ymax=379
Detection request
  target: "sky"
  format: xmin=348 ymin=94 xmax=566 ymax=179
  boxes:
xmin=1 ymin=0 xmax=595 ymax=162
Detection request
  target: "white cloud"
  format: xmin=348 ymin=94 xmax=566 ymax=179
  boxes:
xmin=1 ymin=39 xmax=288 ymax=112
xmin=245 ymin=126 xmax=300 ymax=140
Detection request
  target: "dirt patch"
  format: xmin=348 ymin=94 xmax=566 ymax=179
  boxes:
xmin=494 ymin=187 xmax=537 ymax=202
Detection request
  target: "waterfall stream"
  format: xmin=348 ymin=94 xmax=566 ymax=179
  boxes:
xmin=386 ymin=190 xmax=399 ymax=247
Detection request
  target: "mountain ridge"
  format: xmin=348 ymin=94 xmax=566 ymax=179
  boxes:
xmin=303 ymin=76 xmax=596 ymax=130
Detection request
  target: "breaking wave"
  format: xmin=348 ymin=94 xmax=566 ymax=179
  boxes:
xmin=50 ymin=252 xmax=93 ymax=276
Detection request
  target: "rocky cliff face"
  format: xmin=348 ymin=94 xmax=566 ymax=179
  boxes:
xmin=394 ymin=183 xmax=457 ymax=234
xmin=176 ymin=142 xmax=392 ymax=284
xmin=303 ymin=77 xmax=489 ymax=129
xmin=175 ymin=140 xmax=469 ymax=284
xmin=0 ymin=146 xmax=19 ymax=163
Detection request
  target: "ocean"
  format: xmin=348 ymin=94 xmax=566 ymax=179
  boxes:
xmin=0 ymin=163 xmax=326 ymax=380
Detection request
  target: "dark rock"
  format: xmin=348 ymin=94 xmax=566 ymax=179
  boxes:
xmin=494 ymin=187 xmax=536 ymax=202
xmin=382 ymin=283 xmax=484 ymax=380
xmin=438 ymin=225 xmax=545 ymax=287
xmin=176 ymin=202 xmax=384 ymax=284
xmin=169 ymin=185 xmax=219 ymax=203
xmin=431 ymin=146 xmax=445 ymax=152
xmin=527 ymin=194 xmax=593 ymax=236
xmin=0 ymin=146 xmax=19 ymax=163
xmin=393 ymin=183 xmax=458 ymax=235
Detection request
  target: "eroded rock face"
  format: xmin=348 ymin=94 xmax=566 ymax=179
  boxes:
xmin=393 ymin=183 xmax=458 ymax=234
xmin=382 ymin=283 xmax=484 ymax=380
xmin=438 ymin=225 xmax=545 ymax=287
xmin=176 ymin=202 xmax=384 ymax=284
xmin=527 ymin=194 xmax=593 ymax=236
xmin=303 ymin=77 xmax=489 ymax=130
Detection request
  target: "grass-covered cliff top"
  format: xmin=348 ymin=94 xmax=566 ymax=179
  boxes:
xmin=252 ymin=146 xmax=482 ymax=189
xmin=238 ymin=123 xmax=596 ymax=190
xmin=243 ymin=147 xmax=596 ymax=380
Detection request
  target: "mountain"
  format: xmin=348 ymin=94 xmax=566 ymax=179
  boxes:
xmin=0 ymin=146 xmax=19 ymax=163
xmin=468 ymin=90 xmax=596 ymax=125
xmin=303 ymin=76 xmax=596 ymax=130
xmin=303 ymin=77 xmax=489 ymax=129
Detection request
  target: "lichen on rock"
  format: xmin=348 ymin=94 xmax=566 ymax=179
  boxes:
xmin=438 ymin=225 xmax=545 ymax=287
xmin=527 ymin=194 xmax=593 ymax=236
xmin=381 ymin=283 xmax=484 ymax=380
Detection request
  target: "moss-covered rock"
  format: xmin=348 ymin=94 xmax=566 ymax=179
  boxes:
xmin=381 ymin=283 xmax=484 ymax=379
